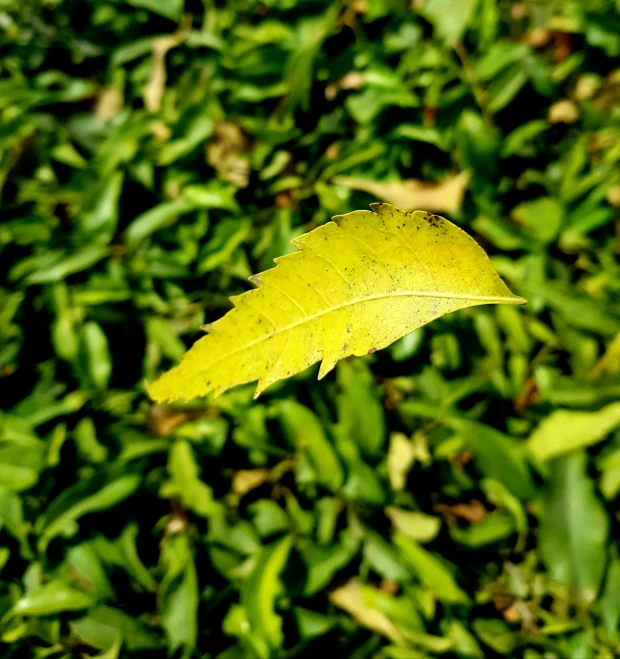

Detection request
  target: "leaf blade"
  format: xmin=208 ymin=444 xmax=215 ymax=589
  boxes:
xmin=148 ymin=204 xmax=524 ymax=402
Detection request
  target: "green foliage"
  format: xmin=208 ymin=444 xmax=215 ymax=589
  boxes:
xmin=1 ymin=0 xmax=619 ymax=657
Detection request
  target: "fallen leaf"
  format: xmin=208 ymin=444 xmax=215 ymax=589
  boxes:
xmin=147 ymin=404 xmax=194 ymax=436
xmin=527 ymin=27 xmax=551 ymax=48
xmin=607 ymin=185 xmax=620 ymax=207
xmin=325 ymin=71 xmax=364 ymax=100
xmin=94 ymin=86 xmax=123 ymax=120
xmin=548 ymin=99 xmax=579 ymax=124
xmin=148 ymin=203 xmax=524 ymax=402
xmin=594 ymin=70 xmax=620 ymax=111
xmin=435 ymin=500 xmax=486 ymax=525
xmin=514 ymin=377 xmax=540 ymax=412
xmin=329 ymin=579 xmax=405 ymax=644
xmin=232 ymin=469 xmax=270 ymax=495
xmin=387 ymin=432 xmax=416 ymax=491
xmin=333 ymin=170 xmax=471 ymax=213
xmin=553 ymin=32 xmax=572 ymax=63
xmin=206 ymin=122 xmax=251 ymax=188
xmin=144 ymin=19 xmax=190 ymax=113
xmin=502 ymin=603 xmax=521 ymax=623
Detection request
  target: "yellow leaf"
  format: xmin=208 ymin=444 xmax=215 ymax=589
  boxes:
xmin=148 ymin=203 xmax=524 ymax=402
xmin=333 ymin=170 xmax=471 ymax=213
xmin=231 ymin=469 xmax=270 ymax=495
xmin=387 ymin=432 xmax=416 ymax=491
xmin=548 ymin=99 xmax=579 ymax=124
xmin=329 ymin=579 xmax=405 ymax=645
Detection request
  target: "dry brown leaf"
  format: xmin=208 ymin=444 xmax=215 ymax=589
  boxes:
xmin=574 ymin=74 xmax=600 ymax=101
xmin=434 ymin=500 xmax=486 ymax=525
xmin=333 ymin=170 xmax=471 ymax=213
xmin=325 ymin=71 xmax=364 ymax=101
xmin=147 ymin=404 xmax=193 ymax=436
xmin=144 ymin=19 xmax=190 ymax=113
xmin=502 ymin=602 xmax=521 ymax=623
xmin=527 ymin=27 xmax=551 ymax=48
xmin=515 ymin=376 xmax=540 ymax=412
xmin=232 ymin=469 xmax=270 ymax=495
xmin=94 ymin=86 xmax=123 ymax=120
xmin=329 ymin=579 xmax=405 ymax=644
xmin=548 ymin=99 xmax=579 ymax=124
xmin=595 ymin=70 xmax=620 ymax=110
xmin=607 ymin=184 xmax=620 ymax=207
xmin=207 ymin=122 xmax=251 ymax=188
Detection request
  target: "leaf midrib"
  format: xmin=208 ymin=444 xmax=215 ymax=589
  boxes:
xmin=203 ymin=289 xmax=524 ymax=373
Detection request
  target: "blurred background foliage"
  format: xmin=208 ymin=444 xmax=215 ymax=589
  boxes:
xmin=1 ymin=0 xmax=620 ymax=657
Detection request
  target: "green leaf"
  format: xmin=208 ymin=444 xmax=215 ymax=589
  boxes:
xmin=38 ymin=475 xmax=141 ymax=552
xmin=299 ymin=534 xmax=358 ymax=595
xmin=512 ymin=198 xmax=564 ymax=244
xmin=394 ymin=533 xmax=469 ymax=604
xmin=473 ymin=619 xmax=519 ymax=654
xmin=449 ymin=419 xmax=534 ymax=499
xmin=124 ymin=0 xmax=183 ymax=20
xmin=58 ymin=542 xmax=115 ymax=600
xmin=124 ymin=200 xmax=193 ymax=250
xmin=276 ymin=400 xmax=344 ymax=492
xmin=198 ymin=219 xmax=251 ymax=274
xmin=597 ymin=549 xmax=620 ymax=636
xmin=449 ymin=512 xmax=515 ymax=548
xmin=71 ymin=605 xmax=161 ymax=652
xmin=539 ymin=452 xmax=609 ymax=604
xmin=363 ymin=530 xmax=411 ymax=582
xmin=423 ymin=0 xmax=480 ymax=45
xmin=20 ymin=247 xmax=109 ymax=285
xmin=163 ymin=440 xmax=220 ymax=518
xmin=385 ymin=508 xmax=441 ymax=544
xmin=10 ymin=580 xmax=96 ymax=617
xmin=528 ymin=402 xmax=620 ymax=462
xmin=241 ymin=536 xmax=293 ymax=656
xmin=160 ymin=532 xmax=199 ymax=656
xmin=81 ymin=321 xmax=112 ymax=390
xmin=336 ymin=359 xmax=386 ymax=457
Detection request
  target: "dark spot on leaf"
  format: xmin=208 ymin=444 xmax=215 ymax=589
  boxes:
xmin=368 ymin=347 xmax=377 ymax=354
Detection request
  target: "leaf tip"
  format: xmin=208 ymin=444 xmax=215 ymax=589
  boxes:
xmin=318 ymin=356 xmax=337 ymax=380
xmin=144 ymin=377 xmax=165 ymax=403
xmin=248 ymin=274 xmax=262 ymax=288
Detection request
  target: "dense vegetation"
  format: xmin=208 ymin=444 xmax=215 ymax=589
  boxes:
xmin=1 ymin=0 xmax=620 ymax=657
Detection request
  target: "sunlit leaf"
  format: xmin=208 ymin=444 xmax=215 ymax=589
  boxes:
xmin=149 ymin=204 xmax=523 ymax=402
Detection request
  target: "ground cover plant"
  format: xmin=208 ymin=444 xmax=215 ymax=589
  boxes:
xmin=1 ymin=0 xmax=620 ymax=657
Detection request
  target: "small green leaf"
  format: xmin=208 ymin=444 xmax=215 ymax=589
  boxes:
xmin=423 ymin=0 xmax=480 ymax=45
xmin=241 ymin=535 xmax=293 ymax=656
xmin=539 ymin=452 xmax=609 ymax=604
xmin=394 ymin=533 xmax=469 ymax=604
xmin=11 ymin=580 xmax=96 ymax=617
xmin=528 ymin=402 xmax=620 ymax=462
xmin=277 ymin=400 xmax=344 ymax=492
